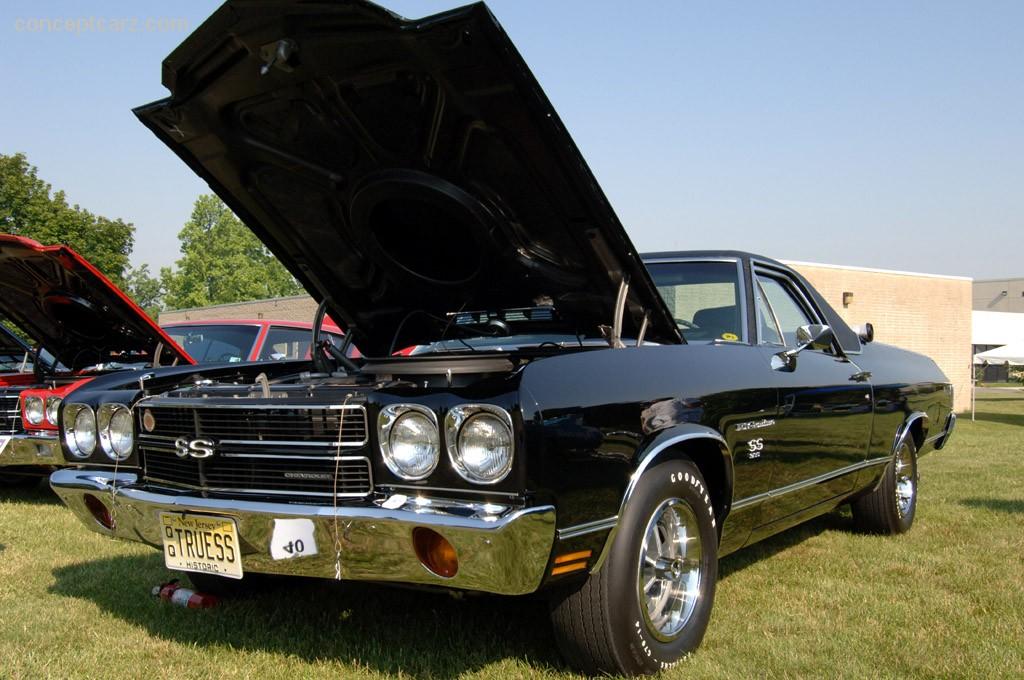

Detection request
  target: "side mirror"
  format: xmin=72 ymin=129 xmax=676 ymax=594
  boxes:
xmin=856 ymin=322 xmax=874 ymax=343
xmin=771 ymin=324 xmax=834 ymax=372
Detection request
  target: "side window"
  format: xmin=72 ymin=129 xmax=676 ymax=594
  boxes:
xmin=755 ymin=273 xmax=814 ymax=347
xmin=258 ymin=326 xmax=313 ymax=361
xmin=646 ymin=261 xmax=745 ymax=343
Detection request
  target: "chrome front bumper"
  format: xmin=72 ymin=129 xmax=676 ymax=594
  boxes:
xmin=50 ymin=469 xmax=556 ymax=596
xmin=1 ymin=433 xmax=67 ymax=467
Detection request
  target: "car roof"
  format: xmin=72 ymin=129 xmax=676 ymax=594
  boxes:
xmin=161 ymin=318 xmax=343 ymax=333
xmin=641 ymin=250 xmax=787 ymax=268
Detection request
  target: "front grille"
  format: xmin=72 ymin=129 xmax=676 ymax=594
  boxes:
xmin=138 ymin=404 xmax=367 ymax=447
xmin=137 ymin=402 xmax=372 ymax=501
xmin=0 ymin=390 xmax=24 ymax=436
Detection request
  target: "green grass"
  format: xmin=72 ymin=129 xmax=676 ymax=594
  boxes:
xmin=2 ymin=395 xmax=1023 ymax=679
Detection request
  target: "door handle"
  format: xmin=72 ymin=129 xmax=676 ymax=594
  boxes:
xmin=849 ymin=370 xmax=871 ymax=383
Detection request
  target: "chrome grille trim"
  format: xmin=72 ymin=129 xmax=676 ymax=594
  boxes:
xmin=136 ymin=402 xmax=368 ymax=449
xmin=136 ymin=401 xmax=373 ymax=500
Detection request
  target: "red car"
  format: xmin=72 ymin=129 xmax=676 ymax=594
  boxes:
xmin=160 ymin=318 xmax=351 ymax=364
xmin=1 ymin=235 xmax=350 ymax=486
xmin=0 ymin=234 xmax=192 ymax=485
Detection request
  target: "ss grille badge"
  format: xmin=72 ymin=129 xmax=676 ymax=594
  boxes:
xmin=173 ymin=437 xmax=216 ymax=459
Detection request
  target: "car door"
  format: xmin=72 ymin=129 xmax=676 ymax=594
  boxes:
xmin=751 ymin=263 xmax=873 ymax=526
xmin=646 ymin=257 xmax=779 ymax=530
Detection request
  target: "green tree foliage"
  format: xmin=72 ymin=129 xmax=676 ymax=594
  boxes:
xmin=0 ymin=152 xmax=134 ymax=283
xmin=124 ymin=264 xmax=164 ymax=319
xmin=162 ymin=195 xmax=303 ymax=309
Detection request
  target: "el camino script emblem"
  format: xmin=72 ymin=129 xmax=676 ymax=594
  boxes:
xmin=735 ymin=418 xmax=775 ymax=432
xmin=174 ymin=437 xmax=216 ymax=459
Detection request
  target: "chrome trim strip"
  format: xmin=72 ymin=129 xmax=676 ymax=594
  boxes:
xmin=557 ymin=516 xmax=618 ymax=540
xmin=731 ymin=456 xmax=892 ymax=511
xmin=137 ymin=401 xmax=367 ymax=410
xmin=140 ymin=434 xmax=365 ymax=449
xmin=382 ymin=483 xmax=524 ymax=499
xmin=893 ymin=411 xmax=928 ymax=453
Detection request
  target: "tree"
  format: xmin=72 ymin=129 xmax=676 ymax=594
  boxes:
xmin=0 ymin=152 xmax=134 ymax=283
xmin=124 ymin=264 xmax=164 ymax=319
xmin=162 ymin=195 xmax=303 ymax=309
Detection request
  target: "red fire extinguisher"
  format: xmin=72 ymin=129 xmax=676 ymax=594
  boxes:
xmin=152 ymin=580 xmax=220 ymax=609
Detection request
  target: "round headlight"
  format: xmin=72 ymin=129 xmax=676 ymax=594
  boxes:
xmin=63 ymin=404 xmax=97 ymax=459
xmin=45 ymin=397 xmax=62 ymax=426
xmin=445 ymin=405 xmax=514 ymax=484
xmin=379 ymin=405 xmax=439 ymax=480
xmin=23 ymin=396 xmax=44 ymax=425
xmin=98 ymin=404 xmax=134 ymax=461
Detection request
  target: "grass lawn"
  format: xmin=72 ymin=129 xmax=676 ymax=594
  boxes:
xmin=2 ymin=394 xmax=1023 ymax=679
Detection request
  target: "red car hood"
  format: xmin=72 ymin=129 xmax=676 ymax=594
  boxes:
xmin=0 ymin=235 xmax=192 ymax=371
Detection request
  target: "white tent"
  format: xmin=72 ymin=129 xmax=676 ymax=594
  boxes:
xmin=974 ymin=343 xmax=1024 ymax=366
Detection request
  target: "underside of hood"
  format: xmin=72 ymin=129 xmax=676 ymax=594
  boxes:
xmin=0 ymin=235 xmax=192 ymax=371
xmin=0 ymin=321 xmax=30 ymax=366
xmin=135 ymin=0 xmax=680 ymax=356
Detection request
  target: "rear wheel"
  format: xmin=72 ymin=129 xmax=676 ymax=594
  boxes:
xmin=550 ymin=459 xmax=718 ymax=675
xmin=852 ymin=439 xmax=918 ymax=534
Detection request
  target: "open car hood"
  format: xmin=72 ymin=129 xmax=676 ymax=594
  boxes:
xmin=0 ymin=235 xmax=192 ymax=371
xmin=135 ymin=0 xmax=680 ymax=356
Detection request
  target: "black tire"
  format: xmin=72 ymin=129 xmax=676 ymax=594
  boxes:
xmin=184 ymin=571 xmax=277 ymax=598
xmin=550 ymin=459 xmax=718 ymax=676
xmin=852 ymin=438 xmax=918 ymax=534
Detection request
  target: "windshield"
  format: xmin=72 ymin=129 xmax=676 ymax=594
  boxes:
xmin=163 ymin=325 xmax=260 ymax=364
xmin=646 ymin=261 xmax=745 ymax=343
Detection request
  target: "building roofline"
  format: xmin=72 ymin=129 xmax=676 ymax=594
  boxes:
xmin=161 ymin=294 xmax=312 ymax=315
xmin=781 ymin=260 xmax=973 ymax=282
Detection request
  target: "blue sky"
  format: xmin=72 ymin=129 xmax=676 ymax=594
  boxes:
xmin=1 ymin=1 xmax=1021 ymax=278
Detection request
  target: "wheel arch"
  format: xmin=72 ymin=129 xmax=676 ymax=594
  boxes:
xmin=894 ymin=411 xmax=928 ymax=454
xmin=592 ymin=425 xmax=733 ymax=572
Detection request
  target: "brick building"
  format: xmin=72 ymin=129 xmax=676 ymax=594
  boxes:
xmin=161 ymin=261 xmax=972 ymax=412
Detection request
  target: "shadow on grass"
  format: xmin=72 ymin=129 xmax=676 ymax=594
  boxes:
xmin=960 ymin=498 xmax=1024 ymax=514
xmin=971 ymin=411 xmax=1024 ymax=427
xmin=0 ymin=478 xmax=63 ymax=506
xmin=719 ymin=510 xmax=852 ymax=580
xmin=50 ymin=553 xmax=564 ymax=678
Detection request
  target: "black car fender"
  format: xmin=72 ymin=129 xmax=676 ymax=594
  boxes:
xmin=591 ymin=424 xmax=732 ymax=572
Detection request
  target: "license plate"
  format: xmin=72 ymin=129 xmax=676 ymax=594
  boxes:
xmin=160 ymin=512 xmax=243 ymax=579
xmin=0 ymin=436 xmax=10 ymax=452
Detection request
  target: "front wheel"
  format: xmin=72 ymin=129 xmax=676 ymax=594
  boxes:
xmin=550 ymin=459 xmax=718 ymax=675
xmin=852 ymin=439 xmax=918 ymax=534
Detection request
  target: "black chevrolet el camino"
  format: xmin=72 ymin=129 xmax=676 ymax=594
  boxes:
xmin=52 ymin=1 xmax=956 ymax=675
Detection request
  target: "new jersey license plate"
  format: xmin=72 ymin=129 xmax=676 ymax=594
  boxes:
xmin=160 ymin=512 xmax=243 ymax=579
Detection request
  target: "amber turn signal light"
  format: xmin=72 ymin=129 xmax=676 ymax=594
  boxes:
xmin=413 ymin=527 xmax=458 ymax=578
xmin=551 ymin=549 xmax=591 ymax=576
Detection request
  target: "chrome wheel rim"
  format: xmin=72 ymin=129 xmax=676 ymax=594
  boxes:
xmin=637 ymin=497 xmax=703 ymax=641
xmin=894 ymin=444 xmax=916 ymax=518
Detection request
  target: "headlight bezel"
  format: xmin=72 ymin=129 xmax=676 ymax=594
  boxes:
xmin=45 ymin=396 xmax=62 ymax=427
xmin=97 ymin=403 xmax=134 ymax=462
xmin=63 ymin=403 xmax=97 ymax=459
xmin=444 ymin=404 xmax=515 ymax=485
xmin=378 ymin=404 xmax=440 ymax=481
xmin=23 ymin=395 xmax=44 ymax=426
